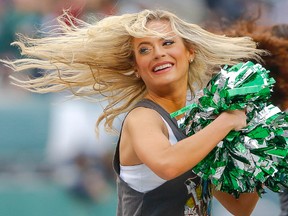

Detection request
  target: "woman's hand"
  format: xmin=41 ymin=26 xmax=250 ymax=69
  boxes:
xmin=220 ymin=109 xmax=247 ymax=131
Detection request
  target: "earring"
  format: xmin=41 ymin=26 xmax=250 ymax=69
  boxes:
xmin=189 ymin=58 xmax=194 ymax=63
xmin=135 ymin=72 xmax=140 ymax=78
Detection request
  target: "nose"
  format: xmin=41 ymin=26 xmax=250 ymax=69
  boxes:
xmin=153 ymin=45 xmax=166 ymax=59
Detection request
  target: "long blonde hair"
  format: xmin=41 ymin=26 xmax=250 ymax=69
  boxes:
xmin=1 ymin=9 xmax=267 ymax=132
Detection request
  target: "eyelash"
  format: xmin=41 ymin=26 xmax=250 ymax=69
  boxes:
xmin=163 ymin=40 xmax=175 ymax=46
xmin=138 ymin=40 xmax=175 ymax=55
xmin=139 ymin=47 xmax=150 ymax=54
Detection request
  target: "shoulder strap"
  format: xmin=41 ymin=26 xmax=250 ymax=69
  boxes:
xmin=113 ymin=99 xmax=186 ymax=175
xmin=134 ymin=99 xmax=187 ymax=140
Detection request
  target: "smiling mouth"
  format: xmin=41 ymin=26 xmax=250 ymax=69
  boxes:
xmin=153 ymin=63 xmax=173 ymax=72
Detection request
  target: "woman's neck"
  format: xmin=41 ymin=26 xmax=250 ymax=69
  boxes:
xmin=145 ymin=92 xmax=187 ymax=116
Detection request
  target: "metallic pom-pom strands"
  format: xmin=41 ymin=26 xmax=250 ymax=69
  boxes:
xmin=171 ymin=61 xmax=288 ymax=198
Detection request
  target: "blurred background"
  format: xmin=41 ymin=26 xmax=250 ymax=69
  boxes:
xmin=0 ymin=0 xmax=287 ymax=215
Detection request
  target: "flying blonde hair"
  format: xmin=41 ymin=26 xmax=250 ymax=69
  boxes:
xmin=1 ymin=9 xmax=267 ymax=132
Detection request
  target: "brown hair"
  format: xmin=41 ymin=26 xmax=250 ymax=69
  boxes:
xmin=207 ymin=20 xmax=288 ymax=110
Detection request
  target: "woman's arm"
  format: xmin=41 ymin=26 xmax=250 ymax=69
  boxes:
xmin=121 ymin=107 xmax=246 ymax=180
xmin=213 ymin=189 xmax=259 ymax=216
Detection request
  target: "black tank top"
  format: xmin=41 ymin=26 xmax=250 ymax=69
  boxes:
xmin=113 ymin=99 xmax=213 ymax=216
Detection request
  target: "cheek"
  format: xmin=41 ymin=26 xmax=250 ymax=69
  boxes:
xmin=135 ymin=57 xmax=150 ymax=72
xmin=173 ymin=48 xmax=189 ymax=61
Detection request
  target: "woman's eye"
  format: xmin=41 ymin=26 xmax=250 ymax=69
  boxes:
xmin=163 ymin=40 xmax=175 ymax=46
xmin=139 ymin=47 xmax=150 ymax=54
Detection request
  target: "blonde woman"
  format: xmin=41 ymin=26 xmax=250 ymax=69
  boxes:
xmin=2 ymin=9 xmax=267 ymax=216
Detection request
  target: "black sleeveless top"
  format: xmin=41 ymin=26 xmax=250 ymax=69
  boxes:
xmin=113 ymin=99 xmax=213 ymax=216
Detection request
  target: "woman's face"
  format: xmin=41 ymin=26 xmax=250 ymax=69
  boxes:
xmin=132 ymin=20 xmax=194 ymax=93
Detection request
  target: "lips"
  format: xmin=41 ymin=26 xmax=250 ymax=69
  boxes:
xmin=153 ymin=63 xmax=173 ymax=72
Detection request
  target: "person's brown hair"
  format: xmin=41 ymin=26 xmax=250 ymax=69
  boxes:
xmin=206 ymin=20 xmax=288 ymax=110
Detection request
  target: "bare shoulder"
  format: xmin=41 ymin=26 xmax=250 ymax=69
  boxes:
xmin=120 ymin=107 xmax=167 ymax=165
xmin=124 ymin=107 xmax=165 ymax=132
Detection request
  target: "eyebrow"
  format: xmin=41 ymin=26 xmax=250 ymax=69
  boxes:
xmin=136 ymin=41 xmax=152 ymax=49
xmin=136 ymin=38 xmax=168 ymax=49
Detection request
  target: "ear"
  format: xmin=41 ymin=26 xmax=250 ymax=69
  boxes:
xmin=134 ymin=61 xmax=139 ymax=72
xmin=188 ymin=48 xmax=195 ymax=61
xmin=134 ymin=69 xmax=140 ymax=78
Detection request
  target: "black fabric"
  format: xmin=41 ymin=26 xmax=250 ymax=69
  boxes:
xmin=134 ymin=99 xmax=187 ymax=141
xmin=113 ymin=99 xmax=200 ymax=216
xmin=279 ymin=188 xmax=288 ymax=216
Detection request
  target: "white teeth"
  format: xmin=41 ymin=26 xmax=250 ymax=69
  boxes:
xmin=153 ymin=63 xmax=172 ymax=72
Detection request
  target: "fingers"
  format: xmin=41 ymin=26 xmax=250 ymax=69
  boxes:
xmin=227 ymin=109 xmax=247 ymax=131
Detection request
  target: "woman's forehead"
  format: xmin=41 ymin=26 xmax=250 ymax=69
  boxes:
xmin=131 ymin=20 xmax=178 ymax=46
